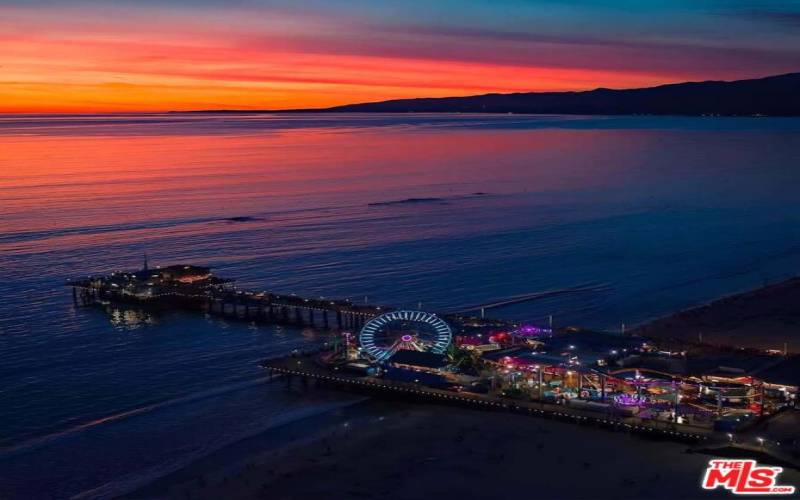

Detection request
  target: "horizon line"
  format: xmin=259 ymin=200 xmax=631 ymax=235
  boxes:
xmin=2 ymin=70 xmax=797 ymax=115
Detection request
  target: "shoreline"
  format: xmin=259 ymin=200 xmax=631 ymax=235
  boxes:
xmin=123 ymin=278 xmax=800 ymax=499
xmin=123 ymin=398 xmax=396 ymax=499
xmin=125 ymin=397 xmax=373 ymax=499
xmin=632 ymin=276 xmax=800 ymax=353
xmin=120 ymin=277 xmax=800 ymax=500
xmin=126 ymin=399 xmax=800 ymax=500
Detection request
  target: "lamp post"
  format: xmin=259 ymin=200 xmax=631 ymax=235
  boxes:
xmin=673 ymin=380 xmax=680 ymax=422
xmin=343 ymin=332 xmax=352 ymax=361
xmin=600 ymin=374 xmax=606 ymax=403
xmin=538 ymin=366 xmax=544 ymax=405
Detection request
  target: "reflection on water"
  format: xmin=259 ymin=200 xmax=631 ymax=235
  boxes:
xmin=107 ymin=306 xmax=158 ymax=329
xmin=1 ymin=113 xmax=800 ymax=499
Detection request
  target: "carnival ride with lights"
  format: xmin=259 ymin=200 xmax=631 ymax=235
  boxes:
xmin=359 ymin=310 xmax=452 ymax=361
xmin=489 ymin=356 xmax=787 ymax=428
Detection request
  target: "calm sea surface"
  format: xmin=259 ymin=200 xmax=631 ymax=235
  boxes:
xmin=1 ymin=113 xmax=800 ymax=498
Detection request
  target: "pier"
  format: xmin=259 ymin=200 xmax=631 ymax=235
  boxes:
xmin=68 ymin=263 xmax=384 ymax=330
xmin=261 ymin=349 xmax=712 ymax=445
xmin=67 ymin=261 xmax=798 ymax=452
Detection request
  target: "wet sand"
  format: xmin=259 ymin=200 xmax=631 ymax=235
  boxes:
xmin=633 ymin=277 xmax=800 ymax=353
xmin=128 ymin=400 xmax=800 ymax=500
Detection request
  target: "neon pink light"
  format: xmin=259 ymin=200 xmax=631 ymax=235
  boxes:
xmin=516 ymin=325 xmax=552 ymax=336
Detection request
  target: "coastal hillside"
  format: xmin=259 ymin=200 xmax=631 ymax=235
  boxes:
xmin=318 ymin=72 xmax=800 ymax=116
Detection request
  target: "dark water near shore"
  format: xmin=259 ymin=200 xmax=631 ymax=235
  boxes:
xmin=1 ymin=113 xmax=800 ymax=498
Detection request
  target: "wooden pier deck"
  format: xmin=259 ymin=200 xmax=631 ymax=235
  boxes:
xmin=262 ymin=351 xmax=715 ymax=445
xmin=69 ymin=271 xmax=386 ymax=330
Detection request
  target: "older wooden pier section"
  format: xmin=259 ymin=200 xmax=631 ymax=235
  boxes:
xmin=203 ymin=291 xmax=380 ymax=330
xmin=68 ymin=264 xmax=384 ymax=330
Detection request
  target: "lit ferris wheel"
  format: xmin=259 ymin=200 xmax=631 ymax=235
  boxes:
xmin=359 ymin=310 xmax=452 ymax=361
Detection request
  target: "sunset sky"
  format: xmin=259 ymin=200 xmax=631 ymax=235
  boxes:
xmin=2 ymin=0 xmax=799 ymax=113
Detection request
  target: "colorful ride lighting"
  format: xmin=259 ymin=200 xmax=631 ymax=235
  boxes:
xmin=614 ymin=394 xmax=645 ymax=406
xmin=359 ymin=310 xmax=452 ymax=360
xmin=516 ymin=325 xmax=552 ymax=336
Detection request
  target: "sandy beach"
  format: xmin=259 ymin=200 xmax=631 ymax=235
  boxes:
xmin=127 ymin=398 xmax=799 ymax=500
xmin=633 ymin=277 xmax=800 ymax=353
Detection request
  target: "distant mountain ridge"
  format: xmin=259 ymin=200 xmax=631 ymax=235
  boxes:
xmin=322 ymin=72 xmax=800 ymax=116
xmin=192 ymin=72 xmax=800 ymax=116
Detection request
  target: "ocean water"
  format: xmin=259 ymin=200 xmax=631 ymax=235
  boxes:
xmin=1 ymin=113 xmax=800 ymax=498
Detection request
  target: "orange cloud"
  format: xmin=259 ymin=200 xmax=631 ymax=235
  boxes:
xmin=0 ymin=6 xmax=713 ymax=113
xmin=1 ymin=32 xmax=672 ymax=113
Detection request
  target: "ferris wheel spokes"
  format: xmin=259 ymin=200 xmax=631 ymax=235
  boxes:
xmin=359 ymin=310 xmax=453 ymax=361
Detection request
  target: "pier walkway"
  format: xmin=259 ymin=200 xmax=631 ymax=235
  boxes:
xmin=262 ymin=350 xmax=716 ymax=445
xmin=69 ymin=268 xmax=385 ymax=330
